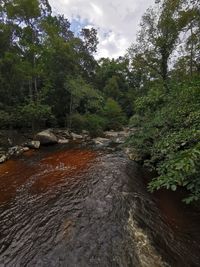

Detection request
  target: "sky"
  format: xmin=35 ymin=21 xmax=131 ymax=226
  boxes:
xmin=48 ymin=0 xmax=155 ymax=59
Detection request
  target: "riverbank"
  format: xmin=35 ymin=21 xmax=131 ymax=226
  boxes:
xmin=0 ymin=128 xmax=131 ymax=164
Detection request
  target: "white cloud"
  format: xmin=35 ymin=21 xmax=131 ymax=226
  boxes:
xmin=48 ymin=0 xmax=154 ymax=58
xmin=90 ymin=3 xmax=103 ymax=17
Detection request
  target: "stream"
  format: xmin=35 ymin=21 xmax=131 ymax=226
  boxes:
xmin=0 ymin=144 xmax=200 ymax=267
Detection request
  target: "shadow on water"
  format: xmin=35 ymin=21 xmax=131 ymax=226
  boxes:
xmin=0 ymin=143 xmax=200 ymax=266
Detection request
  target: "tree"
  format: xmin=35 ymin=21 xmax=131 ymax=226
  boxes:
xmin=64 ymin=77 xmax=103 ymax=129
xmin=129 ymin=0 xmax=193 ymax=89
xmin=103 ymin=98 xmax=126 ymax=130
xmin=128 ymin=0 xmax=200 ymax=203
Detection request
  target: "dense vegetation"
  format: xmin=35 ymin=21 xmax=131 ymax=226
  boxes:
xmin=0 ymin=0 xmax=199 ymax=202
xmin=0 ymin=0 xmax=131 ymax=135
xmin=127 ymin=0 xmax=200 ymax=203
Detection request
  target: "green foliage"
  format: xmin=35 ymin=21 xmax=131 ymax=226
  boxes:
xmin=103 ymin=98 xmax=127 ymax=130
xmin=71 ymin=113 xmax=106 ymax=137
xmin=103 ymin=76 xmax=121 ymax=101
xmin=84 ymin=114 xmax=107 ymax=137
xmin=129 ymin=79 xmax=200 ymax=203
xmin=0 ymin=110 xmax=12 ymax=128
xmin=71 ymin=113 xmax=87 ymax=132
xmin=19 ymin=101 xmax=53 ymax=129
xmin=135 ymin=86 xmax=165 ymax=113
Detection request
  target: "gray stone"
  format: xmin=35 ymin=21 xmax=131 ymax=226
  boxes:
xmin=58 ymin=139 xmax=69 ymax=144
xmin=71 ymin=132 xmax=83 ymax=140
xmin=93 ymin=137 xmax=111 ymax=147
xmin=82 ymin=130 xmax=90 ymax=135
xmin=104 ymin=131 xmax=119 ymax=139
xmin=0 ymin=154 xmax=7 ymax=163
xmin=22 ymin=147 xmax=30 ymax=152
xmin=25 ymin=141 xmax=40 ymax=149
xmin=35 ymin=130 xmax=58 ymax=145
xmin=8 ymin=146 xmax=19 ymax=156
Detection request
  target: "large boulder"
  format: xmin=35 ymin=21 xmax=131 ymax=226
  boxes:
xmin=53 ymin=129 xmax=71 ymax=139
xmin=34 ymin=130 xmax=58 ymax=145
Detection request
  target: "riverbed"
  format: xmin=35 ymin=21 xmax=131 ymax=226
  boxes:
xmin=0 ymin=144 xmax=200 ymax=266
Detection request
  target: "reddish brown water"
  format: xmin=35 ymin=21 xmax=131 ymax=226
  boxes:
xmin=0 ymin=146 xmax=97 ymax=205
xmin=0 ymin=145 xmax=200 ymax=267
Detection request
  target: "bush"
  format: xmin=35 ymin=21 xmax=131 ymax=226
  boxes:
xmin=128 ymin=79 xmax=200 ymax=203
xmin=103 ymin=98 xmax=127 ymax=130
xmin=84 ymin=114 xmax=107 ymax=137
xmin=71 ymin=113 xmax=87 ymax=132
xmin=0 ymin=110 xmax=12 ymax=128
xmin=19 ymin=101 xmax=53 ymax=130
xmin=71 ymin=113 xmax=107 ymax=137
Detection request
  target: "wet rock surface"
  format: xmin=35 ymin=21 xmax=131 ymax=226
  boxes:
xmin=0 ymin=145 xmax=200 ymax=267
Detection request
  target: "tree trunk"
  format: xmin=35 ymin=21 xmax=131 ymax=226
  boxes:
xmin=161 ymin=54 xmax=169 ymax=92
xmin=67 ymin=93 xmax=73 ymax=129
xmin=29 ymin=80 xmax=33 ymax=100
xmin=190 ymin=24 xmax=194 ymax=78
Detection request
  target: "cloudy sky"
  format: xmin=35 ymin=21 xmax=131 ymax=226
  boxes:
xmin=48 ymin=0 xmax=154 ymax=59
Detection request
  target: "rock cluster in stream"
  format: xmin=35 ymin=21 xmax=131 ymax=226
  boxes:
xmin=0 ymin=128 xmax=132 ymax=164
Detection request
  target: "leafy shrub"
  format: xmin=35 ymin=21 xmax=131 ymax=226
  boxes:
xmin=128 ymin=79 xmax=200 ymax=203
xmin=19 ymin=101 xmax=53 ymax=130
xmin=103 ymin=98 xmax=127 ymax=130
xmin=71 ymin=113 xmax=107 ymax=137
xmin=0 ymin=110 xmax=11 ymax=128
xmin=84 ymin=114 xmax=107 ymax=137
xmin=71 ymin=113 xmax=87 ymax=132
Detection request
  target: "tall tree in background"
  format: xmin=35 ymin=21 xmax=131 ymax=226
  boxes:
xmin=128 ymin=0 xmax=196 ymax=89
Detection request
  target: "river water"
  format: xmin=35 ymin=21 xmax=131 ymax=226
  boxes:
xmin=0 ymin=144 xmax=200 ymax=267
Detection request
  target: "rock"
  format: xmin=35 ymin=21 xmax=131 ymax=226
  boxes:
xmin=104 ymin=131 xmax=119 ymax=139
xmin=0 ymin=155 xmax=7 ymax=163
xmin=70 ymin=132 xmax=83 ymax=141
xmin=7 ymin=146 xmax=25 ymax=157
xmin=0 ymin=148 xmax=6 ymax=155
xmin=92 ymin=137 xmax=111 ymax=148
xmin=53 ymin=129 xmax=71 ymax=139
xmin=114 ymin=137 xmax=124 ymax=144
xmin=82 ymin=130 xmax=89 ymax=135
xmin=104 ymin=130 xmax=129 ymax=144
xmin=25 ymin=141 xmax=40 ymax=149
xmin=16 ymin=148 xmax=23 ymax=155
xmin=118 ymin=130 xmax=129 ymax=138
xmin=22 ymin=147 xmax=30 ymax=152
xmin=58 ymin=139 xmax=69 ymax=144
xmin=124 ymin=147 xmax=147 ymax=162
xmin=34 ymin=130 xmax=58 ymax=145
xmin=8 ymin=146 xmax=19 ymax=156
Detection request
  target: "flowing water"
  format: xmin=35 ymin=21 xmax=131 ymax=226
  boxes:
xmin=0 ymin=144 xmax=200 ymax=267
